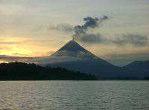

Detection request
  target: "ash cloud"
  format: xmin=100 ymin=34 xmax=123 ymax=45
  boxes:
xmin=53 ymin=16 xmax=109 ymax=43
xmin=74 ymin=16 xmax=108 ymax=32
xmin=73 ymin=16 xmax=109 ymax=42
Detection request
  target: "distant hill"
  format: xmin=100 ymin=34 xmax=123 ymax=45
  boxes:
xmin=122 ymin=61 xmax=149 ymax=79
xmin=0 ymin=62 xmax=97 ymax=80
xmin=124 ymin=61 xmax=149 ymax=70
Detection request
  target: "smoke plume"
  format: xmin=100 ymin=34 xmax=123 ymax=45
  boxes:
xmin=73 ymin=16 xmax=109 ymax=42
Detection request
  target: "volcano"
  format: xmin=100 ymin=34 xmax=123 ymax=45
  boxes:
xmin=42 ymin=40 xmax=122 ymax=78
xmin=50 ymin=40 xmax=103 ymax=61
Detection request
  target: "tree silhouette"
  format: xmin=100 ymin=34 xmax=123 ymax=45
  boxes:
xmin=0 ymin=62 xmax=97 ymax=80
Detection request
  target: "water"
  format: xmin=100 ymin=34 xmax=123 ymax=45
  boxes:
xmin=0 ymin=81 xmax=149 ymax=110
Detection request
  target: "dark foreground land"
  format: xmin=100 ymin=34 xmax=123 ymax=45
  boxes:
xmin=0 ymin=62 xmax=97 ymax=80
xmin=0 ymin=62 xmax=149 ymax=80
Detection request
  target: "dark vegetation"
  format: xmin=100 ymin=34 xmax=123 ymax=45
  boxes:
xmin=0 ymin=62 xmax=97 ymax=80
xmin=0 ymin=61 xmax=149 ymax=80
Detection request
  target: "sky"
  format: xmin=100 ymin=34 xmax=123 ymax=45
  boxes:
xmin=0 ymin=0 xmax=149 ymax=66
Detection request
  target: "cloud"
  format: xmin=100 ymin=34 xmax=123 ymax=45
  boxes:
xmin=47 ymin=23 xmax=73 ymax=34
xmin=107 ymin=52 xmax=149 ymax=66
xmin=74 ymin=33 xmax=103 ymax=43
xmin=0 ymin=41 xmax=20 ymax=45
xmin=73 ymin=32 xmax=148 ymax=46
xmin=112 ymin=34 xmax=148 ymax=46
xmin=55 ymin=24 xmax=73 ymax=33
xmin=74 ymin=33 xmax=148 ymax=46
xmin=0 ymin=55 xmax=34 ymax=62
xmin=0 ymin=47 xmax=10 ymax=50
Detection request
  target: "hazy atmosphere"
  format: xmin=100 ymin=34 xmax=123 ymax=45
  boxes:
xmin=0 ymin=0 xmax=149 ymax=66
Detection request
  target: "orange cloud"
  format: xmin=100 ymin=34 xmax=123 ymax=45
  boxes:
xmin=0 ymin=37 xmax=56 ymax=57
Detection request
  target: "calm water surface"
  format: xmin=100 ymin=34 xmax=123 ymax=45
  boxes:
xmin=0 ymin=81 xmax=149 ymax=110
